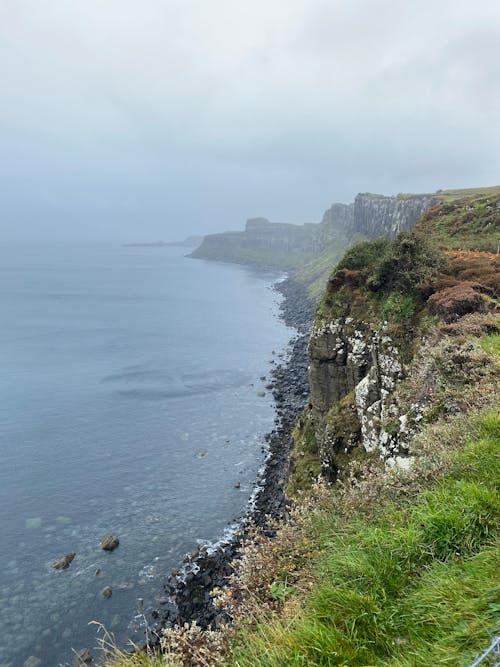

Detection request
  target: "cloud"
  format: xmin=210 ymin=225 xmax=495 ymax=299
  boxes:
xmin=1 ymin=0 xmax=499 ymax=239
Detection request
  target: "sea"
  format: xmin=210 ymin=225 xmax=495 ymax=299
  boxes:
xmin=0 ymin=242 xmax=294 ymax=667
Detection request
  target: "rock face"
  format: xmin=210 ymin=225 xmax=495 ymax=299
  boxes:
xmin=190 ymin=205 xmax=354 ymax=267
xmin=320 ymin=202 xmax=355 ymax=241
xmin=353 ymin=193 xmax=437 ymax=239
xmin=308 ymin=319 xmax=372 ymax=414
xmin=308 ymin=316 xmax=410 ymax=477
xmin=243 ymin=218 xmax=322 ymax=252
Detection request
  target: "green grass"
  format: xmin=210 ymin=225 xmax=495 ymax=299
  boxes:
xmin=295 ymin=241 xmax=349 ymax=301
xmin=480 ymin=333 xmax=500 ymax=358
xmin=229 ymin=412 xmax=500 ymax=667
xmin=287 ymin=411 xmax=322 ymax=496
xmin=417 ymin=195 xmax=500 ymax=253
xmin=434 ymin=185 xmax=500 ymax=203
xmin=192 ymin=241 xmax=317 ymax=270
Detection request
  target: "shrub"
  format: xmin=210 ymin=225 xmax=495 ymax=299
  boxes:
xmin=369 ymin=232 xmax=446 ymax=293
xmin=428 ymin=282 xmax=490 ymax=323
xmin=327 ymin=268 xmax=365 ymax=290
xmin=380 ymin=292 xmax=418 ymax=322
xmin=336 ymin=238 xmax=391 ymax=272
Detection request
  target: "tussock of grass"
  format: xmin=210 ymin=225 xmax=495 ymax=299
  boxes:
xmin=480 ymin=333 xmax=500 ymax=358
xmin=89 ymin=623 xmax=174 ymax=667
xmin=229 ymin=413 xmax=500 ymax=667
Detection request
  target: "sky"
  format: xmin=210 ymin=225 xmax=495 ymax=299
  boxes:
xmin=1 ymin=0 xmax=500 ymax=241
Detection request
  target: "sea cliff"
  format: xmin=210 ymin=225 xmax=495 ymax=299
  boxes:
xmin=104 ymin=186 xmax=499 ymax=667
xmin=190 ymin=192 xmax=438 ymax=270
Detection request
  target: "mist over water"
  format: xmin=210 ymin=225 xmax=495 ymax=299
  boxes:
xmin=0 ymin=243 xmax=293 ymax=666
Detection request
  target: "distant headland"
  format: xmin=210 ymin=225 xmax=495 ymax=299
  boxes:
xmin=123 ymin=235 xmax=203 ymax=248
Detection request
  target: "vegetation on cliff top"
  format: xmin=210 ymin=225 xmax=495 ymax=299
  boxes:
xmin=418 ymin=194 xmax=500 ymax=253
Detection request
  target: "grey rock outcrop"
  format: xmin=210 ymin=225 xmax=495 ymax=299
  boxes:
xmin=308 ymin=317 xmax=411 ymax=476
xmin=308 ymin=319 xmax=372 ymax=414
xmin=190 ymin=204 xmax=354 ymax=266
xmin=320 ymin=202 xmax=355 ymax=242
xmin=353 ymin=193 xmax=437 ymax=239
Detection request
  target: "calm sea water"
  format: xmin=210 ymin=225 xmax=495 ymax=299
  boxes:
xmin=0 ymin=243 xmax=293 ymax=667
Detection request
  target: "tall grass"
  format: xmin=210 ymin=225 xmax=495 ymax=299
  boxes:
xmin=230 ymin=413 xmax=500 ymax=667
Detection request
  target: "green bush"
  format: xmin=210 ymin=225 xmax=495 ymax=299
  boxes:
xmin=336 ymin=238 xmax=391 ymax=272
xmin=369 ymin=232 xmax=445 ymax=293
xmin=380 ymin=292 xmax=418 ymax=322
xmin=331 ymin=233 xmax=444 ymax=300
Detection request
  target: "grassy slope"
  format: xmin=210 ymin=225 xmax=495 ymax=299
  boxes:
xmin=435 ymin=185 xmax=500 ymax=203
xmin=295 ymin=241 xmax=349 ymax=301
xmin=229 ymin=406 xmax=499 ymax=667
xmin=192 ymin=243 xmax=317 ymax=271
xmin=418 ymin=194 xmax=500 ymax=253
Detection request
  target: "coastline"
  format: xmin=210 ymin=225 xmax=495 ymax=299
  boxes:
xmin=141 ymin=276 xmax=314 ymax=645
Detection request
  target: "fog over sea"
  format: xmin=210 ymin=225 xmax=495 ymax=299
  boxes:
xmin=0 ymin=242 xmax=293 ymax=667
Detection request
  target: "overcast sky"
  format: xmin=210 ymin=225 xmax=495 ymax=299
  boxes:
xmin=1 ymin=0 xmax=500 ymax=241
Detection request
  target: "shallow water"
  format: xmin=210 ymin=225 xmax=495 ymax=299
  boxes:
xmin=0 ymin=243 xmax=293 ymax=666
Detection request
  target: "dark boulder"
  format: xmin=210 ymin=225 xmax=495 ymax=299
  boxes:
xmin=52 ymin=552 xmax=76 ymax=570
xmin=100 ymin=535 xmax=120 ymax=551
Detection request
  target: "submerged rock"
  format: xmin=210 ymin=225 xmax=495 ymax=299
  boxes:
xmin=52 ymin=552 xmax=76 ymax=570
xmin=100 ymin=535 xmax=119 ymax=551
xmin=23 ymin=657 xmax=41 ymax=667
xmin=101 ymin=586 xmax=113 ymax=598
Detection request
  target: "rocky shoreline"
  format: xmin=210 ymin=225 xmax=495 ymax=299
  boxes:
xmin=143 ymin=276 xmax=314 ymax=644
